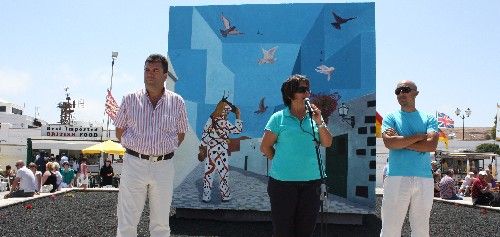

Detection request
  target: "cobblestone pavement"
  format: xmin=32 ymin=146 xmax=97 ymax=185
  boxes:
xmin=172 ymin=163 xmax=373 ymax=215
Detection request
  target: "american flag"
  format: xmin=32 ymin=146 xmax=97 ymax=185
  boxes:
xmin=437 ymin=112 xmax=454 ymax=128
xmin=105 ymin=89 xmax=119 ymax=121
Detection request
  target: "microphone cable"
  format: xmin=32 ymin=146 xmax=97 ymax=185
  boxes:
xmin=300 ymin=105 xmax=328 ymax=237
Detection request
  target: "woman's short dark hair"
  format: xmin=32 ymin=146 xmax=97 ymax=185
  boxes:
xmin=145 ymin=54 xmax=168 ymax=73
xmin=281 ymin=74 xmax=310 ymax=107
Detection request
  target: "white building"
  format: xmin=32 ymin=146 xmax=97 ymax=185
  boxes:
xmin=0 ymin=57 xmax=199 ymax=188
xmin=0 ymin=99 xmax=48 ymax=129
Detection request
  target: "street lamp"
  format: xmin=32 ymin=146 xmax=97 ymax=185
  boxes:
xmin=338 ymin=103 xmax=355 ymax=128
xmin=106 ymin=52 xmax=118 ymax=138
xmin=110 ymin=51 xmax=118 ymax=91
xmin=454 ymin=107 xmax=471 ymax=140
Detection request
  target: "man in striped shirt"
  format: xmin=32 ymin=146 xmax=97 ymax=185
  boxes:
xmin=114 ymin=54 xmax=189 ymax=237
xmin=439 ymin=169 xmax=462 ymax=200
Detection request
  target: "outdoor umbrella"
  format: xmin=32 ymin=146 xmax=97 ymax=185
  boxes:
xmin=81 ymin=140 xmax=125 ymax=155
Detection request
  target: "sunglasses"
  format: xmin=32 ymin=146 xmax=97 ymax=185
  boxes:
xmin=296 ymin=86 xmax=310 ymax=93
xmin=394 ymin=87 xmax=414 ymax=95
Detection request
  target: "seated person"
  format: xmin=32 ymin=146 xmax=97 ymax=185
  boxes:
xmin=60 ymin=161 xmax=75 ymax=188
xmin=99 ymin=159 xmax=114 ymax=187
xmin=3 ymin=165 xmax=15 ymax=177
xmin=28 ymin=162 xmax=42 ymax=193
xmin=459 ymin=172 xmax=476 ymax=197
xmin=431 ymin=160 xmax=441 ymax=175
xmin=439 ymin=169 xmax=462 ymax=200
xmin=485 ymin=169 xmax=497 ymax=188
xmin=4 ymin=161 xmax=37 ymax=199
xmin=471 ymin=170 xmax=494 ymax=205
xmin=3 ymin=165 xmax=16 ymax=189
xmin=433 ymin=172 xmax=441 ymax=197
xmin=40 ymin=162 xmax=58 ymax=193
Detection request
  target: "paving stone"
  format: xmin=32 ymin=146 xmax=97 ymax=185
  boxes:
xmin=172 ymin=163 xmax=373 ymax=215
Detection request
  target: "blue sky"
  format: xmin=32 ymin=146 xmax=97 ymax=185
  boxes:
xmin=0 ymin=0 xmax=499 ymax=127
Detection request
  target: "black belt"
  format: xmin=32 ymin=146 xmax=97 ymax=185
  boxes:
xmin=126 ymin=148 xmax=174 ymax=162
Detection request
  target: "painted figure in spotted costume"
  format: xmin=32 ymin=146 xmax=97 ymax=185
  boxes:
xmin=200 ymin=95 xmax=242 ymax=202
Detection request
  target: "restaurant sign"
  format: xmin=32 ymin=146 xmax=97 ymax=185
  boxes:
xmin=42 ymin=124 xmax=102 ymax=138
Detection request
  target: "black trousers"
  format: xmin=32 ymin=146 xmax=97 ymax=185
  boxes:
xmin=473 ymin=192 xmax=494 ymax=205
xmin=6 ymin=190 xmax=35 ymax=198
xmin=267 ymin=177 xmax=321 ymax=237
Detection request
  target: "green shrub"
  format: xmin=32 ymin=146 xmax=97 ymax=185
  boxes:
xmin=476 ymin=143 xmax=500 ymax=154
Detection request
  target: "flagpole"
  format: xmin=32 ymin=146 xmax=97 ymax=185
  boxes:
xmin=106 ymin=52 xmax=118 ymax=139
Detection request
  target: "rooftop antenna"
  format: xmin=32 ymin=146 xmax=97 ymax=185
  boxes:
xmin=57 ymin=87 xmax=75 ymax=125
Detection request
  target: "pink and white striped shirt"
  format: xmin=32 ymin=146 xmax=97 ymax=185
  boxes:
xmin=114 ymin=88 xmax=189 ymax=155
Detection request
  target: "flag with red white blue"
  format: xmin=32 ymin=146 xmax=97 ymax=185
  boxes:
xmin=105 ymin=89 xmax=119 ymax=121
xmin=437 ymin=112 xmax=454 ymax=128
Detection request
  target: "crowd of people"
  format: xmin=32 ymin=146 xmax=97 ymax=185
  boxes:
xmin=1 ymin=151 xmax=115 ymax=199
xmin=431 ymin=162 xmax=499 ymax=206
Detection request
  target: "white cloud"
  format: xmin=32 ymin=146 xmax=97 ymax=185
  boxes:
xmin=0 ymin=69 xmax=32 ymax=96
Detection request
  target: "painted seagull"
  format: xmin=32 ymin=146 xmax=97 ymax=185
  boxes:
xmin=258 ymin=46 xmax=278 ymax=64
xmin=315 ymin=65 xmax=335 ymax=81
xmin=220 ymin=13 xmax=244 ymax=37
xmin=254 ymin=97 xmax=268 ymax=114
xmin=331 ymin=11 xmax=356 ymax=30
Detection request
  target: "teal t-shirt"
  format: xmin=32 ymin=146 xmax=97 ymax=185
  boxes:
xmin=382 ymin=109 xmax=438 ymax=178
xmin=60 ymin=168 xmax=75 ymax=184
xmin=264 ymin=107 xmax=323 ymax=181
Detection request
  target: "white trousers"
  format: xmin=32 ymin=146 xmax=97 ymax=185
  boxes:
xmin=380 ymin=176 xmax=434 ymax=237
xmin=116 ymin=153 xmax=175 ymax=237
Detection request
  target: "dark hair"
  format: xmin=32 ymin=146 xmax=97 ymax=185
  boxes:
xmin=445 ymin=169 xmax=454 ymax=176
xmin=5 ymin=165 xmax=11 ymax=170
xmin=280 ymin=74 xmax=310 ymax=107
xmin=145 ymin=54 xmax=168 ymax=73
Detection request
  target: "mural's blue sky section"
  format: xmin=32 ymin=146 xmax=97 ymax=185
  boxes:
xmin=222 ymin=43 xmax=300 ymax=107
xmin=194 ymin=4 xmax=323 ymax=44
xmin=168 ymin=7 xmax=193 ymax=49
xmin=169 ymin=3 xmax=375 ymax=138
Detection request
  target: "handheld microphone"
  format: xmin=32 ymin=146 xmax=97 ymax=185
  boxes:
xmin=304 ymin=98 xmax=313 ymax=115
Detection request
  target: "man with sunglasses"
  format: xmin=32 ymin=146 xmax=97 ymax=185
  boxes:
xmin=380 ymin=80 xmax=439 ymax=237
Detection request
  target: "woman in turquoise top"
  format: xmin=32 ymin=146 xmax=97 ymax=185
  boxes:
xmin=261 ymin=74 xmax=333 ymax=237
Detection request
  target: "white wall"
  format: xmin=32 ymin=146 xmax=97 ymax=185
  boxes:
xmin=0 ymin=144 xmax=26 ymax=170
xmin=172 ymin=124 xmax=203 ymax=189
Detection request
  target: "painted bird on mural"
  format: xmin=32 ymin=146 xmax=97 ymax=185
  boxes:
xmin=258 ymin=46 xmax=278 ymax=64
xmin=331 ymin=11 xmax=356 ymax=29
xmin=315 ymin=65 xmax=335 ymax=81
xmin=254 ymin=97 xmax=268 ymax=114
xmin=220 ymin=13 xmax=244 ymax=37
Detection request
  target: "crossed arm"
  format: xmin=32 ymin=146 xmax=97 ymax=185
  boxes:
xmin=382 ymin=127 xmax=438 ymax=152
